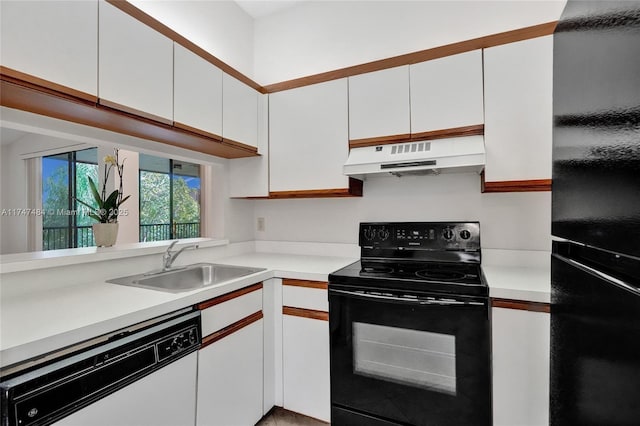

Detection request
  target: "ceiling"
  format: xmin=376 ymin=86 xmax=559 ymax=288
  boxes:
xmin=235 ymin=0 xmax=304 ymax=19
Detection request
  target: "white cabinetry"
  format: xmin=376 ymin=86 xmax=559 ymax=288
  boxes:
xmin=348 ymin=66 xmax=410 ymax=140
xmin=0 ymin=0 xmax=98 ymax=96
xmin=197 ymin=320 xmax=264 ymax=426
xmin=98 ymin=1 xmax=174 ymax=122
xmin=492 ymin=307 xmax=550 ymax=426
xmin=197 ymin=285 xmax=264 ymax=426
xmin=410 ymin=50 xmax=484 ymax=133
xmin=282 ymin=314 xmax=330 ymax=422
xmin=223 ymin=74 xmax=258 ymax=148
xmin=483 ymin=36 xmax=553 ymax=182
xmin=269 ymin=79 xmax=350 ymax=192
xmin=174 ymin=44 xmax=222 ymax=136
xmin=228 ymin=94 xmax=269 ymax=197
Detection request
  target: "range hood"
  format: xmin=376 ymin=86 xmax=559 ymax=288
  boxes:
xmin=343 ymin=135 xmax=485 ymax=178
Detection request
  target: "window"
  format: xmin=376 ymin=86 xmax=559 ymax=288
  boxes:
xmin=42 ymin=148 xmax=98 ymax=250
xmin=139 ymin=154 xmax=201 ymax=242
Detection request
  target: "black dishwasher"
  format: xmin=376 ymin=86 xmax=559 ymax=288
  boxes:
xmin=0 ymin=308 xmax=200 ymax=426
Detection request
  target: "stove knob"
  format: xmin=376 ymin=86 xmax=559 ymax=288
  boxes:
xmin=363 ymin=227 xmax=375 ymax=241
xmin=378 ymin=228 xmax=390 ymax=241
xmin=460 ymin=229 xmax=471 ymax=240
xmin=442 ymin=228 xmax=454 ymax=240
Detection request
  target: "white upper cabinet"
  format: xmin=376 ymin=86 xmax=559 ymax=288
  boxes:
xmin=223 ymin=74 xmax=258 ymax=148
xmin=348 ymin=66 xmax=410 ymax=140
xmin=229 ymin=94 xmax=269 ymax=197
xmin=269 ymin=79 xmax=350 ymax=192
xmin=173 ymin=44 xmax=222 ymax=136
xmin=483 ymin=35 xmax=553 ymax=182
xmin=99 ymin=1 xmax=174 ymax=122
xmin=0 ymin=0 xmax=98 ymax=96
xmin=410 ymin=50 xmax=484 ymax=133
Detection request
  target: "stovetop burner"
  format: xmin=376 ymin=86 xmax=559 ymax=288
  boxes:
xmin=415 ymin=269 xmax=467 ymax=281
xmin=361 ymin=266 xmax=394 ymax=274
xmin=329 ymin=221 xmax=488 ymax=297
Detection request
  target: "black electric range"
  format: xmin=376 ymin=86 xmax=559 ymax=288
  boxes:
xmin=328 ymin=222 xmax=491 ymax=426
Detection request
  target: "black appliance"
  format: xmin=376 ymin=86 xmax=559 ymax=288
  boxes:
xmin=551 ymin=1 xmax=640 ymax=425
xmin=329 ymin=222 xmax=491 ymax=426
xmin=0 ymin=309 xmax=200 ymax=426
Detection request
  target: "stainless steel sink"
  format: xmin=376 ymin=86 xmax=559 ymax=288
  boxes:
xmin=107 ymin=263 xmax=266 ymax=293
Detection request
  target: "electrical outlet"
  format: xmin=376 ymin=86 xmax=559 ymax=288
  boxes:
xmin=257 ymin=217 xmax=265 ymax=232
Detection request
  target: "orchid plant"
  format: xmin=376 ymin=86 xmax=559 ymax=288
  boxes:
xmin=76 ymin=148 xmax=130 ymax=223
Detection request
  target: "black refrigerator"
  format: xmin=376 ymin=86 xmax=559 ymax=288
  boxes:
xmin=550 ymin=1 xmax=640 ymax=425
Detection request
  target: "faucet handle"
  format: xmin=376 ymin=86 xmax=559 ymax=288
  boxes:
xmin=166 ymin=240 xmax=179 ymax=252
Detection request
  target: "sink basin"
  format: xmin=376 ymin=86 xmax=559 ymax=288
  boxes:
xmin=107 ymin=263 xmax=266 ymax=293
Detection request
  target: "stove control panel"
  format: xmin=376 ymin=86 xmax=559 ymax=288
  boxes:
xmin=360 ymin=222 xmax=480 ymax=251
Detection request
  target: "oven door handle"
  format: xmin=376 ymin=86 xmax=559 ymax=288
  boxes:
xmin=329 ymin=289 xmax=485 ymax=306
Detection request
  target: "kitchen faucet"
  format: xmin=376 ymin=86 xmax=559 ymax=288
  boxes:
xmin=162 ymin=240 xmax=199 ymax=271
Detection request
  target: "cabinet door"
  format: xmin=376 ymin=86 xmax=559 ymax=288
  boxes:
xmin=492 ymin=307 xmax=550 ymax=426
xmin=283 ymin=314 xmax=330 ymax=422
xmin=228 ymin=94 xmax=269 ymax=197
xmin=197 ymin=320 xmax=263 ymax=426
xmin=348 ymin=66 xmax=410 ymax=140
xmin=483 ymin=36 xmax=553 ymax=182
xmin=99 ymin=1 xmax=173 ymax=122
xmin=54 ymin=352 xmax=197 ymax=426
xmin=223 ymin=74 xmax=258 ymax=148
xmin=0 ymin=0 xmax=98 ymax=96
xmin=174 ymin=44 xmax=222 ymax=137
xmin=410 ymin=50 xmax=484 ymax=133
xmin=269 ymin=79 xmax=350 ymax=192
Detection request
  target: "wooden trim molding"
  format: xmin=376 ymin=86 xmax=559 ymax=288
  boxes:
xmin=106 ymin=0 xmax=265 ymax=93
xmin=197 ymin=283 xmax=263 ymax=310
xmin=349 ymin=133 xmax=413 ymax=149
xmin=241 ymin=178 xmax=364 ymax=200
xmin=173 ymin=121 xmax=223 ymax=142
xmin=0 ymin=69 xmax=258 ymax=159
xmin=201 ymin=311 xmax=264 ymax=348
xmin=481 ymin=171 xmax=552 ymax=193
xmin=410 ymin=124 xmax=485 ymax=143
xmin=0 ymin=66 xmax=98 ymax=103
xmin=283 ymin=306 xmax=329 ymax=321
xmin=98 ymin=98 xmax=173 ymax=126
xmin=283 ymin=279 xmax=328 ymax=290
xmin=349 ymin=125 xmax=485 ymax=149
xmin=263 ymin=22 xmax=557 ymax=93
xmin=492 ymin=298 xmax=550 ymax=313
xmin=107 ymin=2 xmax=555 ymax=95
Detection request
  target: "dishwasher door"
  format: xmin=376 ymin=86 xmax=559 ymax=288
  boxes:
xmin=1 ymin=309 xmax=200 ymax=426
xmin=54 ymin=352 xmax=197 ymax=426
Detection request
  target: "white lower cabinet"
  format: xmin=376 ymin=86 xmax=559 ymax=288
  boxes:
xmin=282 ymin=314 xmax=330 ymax=422
xmin=197 ymin=320 xmax=264 ymax=426
xmin=492 ymin=307 xmax=550 ymax=426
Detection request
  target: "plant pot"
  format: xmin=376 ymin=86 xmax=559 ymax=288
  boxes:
xmin=93 ymin=222 xmax=119 ymax=247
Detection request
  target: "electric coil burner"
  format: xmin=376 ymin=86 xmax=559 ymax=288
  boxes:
xmin=329 ymin=222 xmax=491 ymax=426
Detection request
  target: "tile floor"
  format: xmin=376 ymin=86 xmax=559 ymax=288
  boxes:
xmin=256 ymin=407 xmax=329 ymax=426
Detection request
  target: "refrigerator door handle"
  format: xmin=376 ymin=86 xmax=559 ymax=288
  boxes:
xmin=554 ymin=254 xmax=640 ymax=297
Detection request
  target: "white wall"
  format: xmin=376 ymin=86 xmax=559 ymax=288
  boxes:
xmin=253 ymin=0 xmax=566 ymax=84
xmin=0 ymin=137 xmax=29 ymax=254
xmin=254 ymin=173 xmax=551 ymax=251
xmin=130 ymin=0 xmax=255 ymax=79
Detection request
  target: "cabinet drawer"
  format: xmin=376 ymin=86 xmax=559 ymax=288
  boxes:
xmin=282 ymin=279 xmax=328 ymax=312
xmin=198 ymin=283 xmax=262 ymax=337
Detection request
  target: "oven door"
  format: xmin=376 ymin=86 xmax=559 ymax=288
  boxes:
xmin=329 ymin=288 xmax=491 ymax=426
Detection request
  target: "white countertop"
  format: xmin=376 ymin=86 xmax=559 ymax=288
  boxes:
xmin=483 ymin=265 xmax=550 ymax=303
xmin=0 ymin=253 xmax=356 ymax=366
xmin=0 ymin=251 xmax=549 ymax=367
